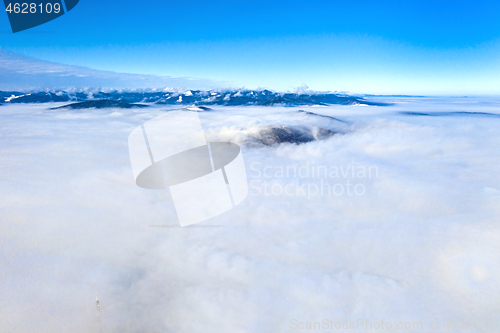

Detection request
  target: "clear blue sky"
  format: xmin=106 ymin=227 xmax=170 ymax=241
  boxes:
xmin=1 ymin=0 xmax=500 ymax=94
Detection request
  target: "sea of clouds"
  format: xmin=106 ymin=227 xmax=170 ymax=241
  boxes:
xmin=1 ymin=97 xmax=500 ymax=332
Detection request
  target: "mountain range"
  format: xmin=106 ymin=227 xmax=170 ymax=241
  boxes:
xmin=0 ymin=89 xmax=384 ymax=107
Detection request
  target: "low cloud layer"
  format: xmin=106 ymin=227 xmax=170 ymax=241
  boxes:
xmin=1 ymin=97 xmax=500 ymax=332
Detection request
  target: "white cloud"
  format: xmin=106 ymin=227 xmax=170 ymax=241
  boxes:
xmin=0 ymin=49 xmax=225 ymax=91
xmin=1 ymin=98 xmax=500 ymax=332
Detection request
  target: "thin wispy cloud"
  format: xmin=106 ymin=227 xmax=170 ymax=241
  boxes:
xmin=0 ymin=49 xmax=226 ymax=91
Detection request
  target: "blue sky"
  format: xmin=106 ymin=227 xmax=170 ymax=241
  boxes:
xmin=1 ymin=0 xmax=500 ymax=94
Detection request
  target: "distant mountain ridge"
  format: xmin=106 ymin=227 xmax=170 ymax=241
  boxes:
xmin=0 ymin=49 xmax=389 ymax=106
xmin=0 ymin=89 xmax=386 ymax=107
